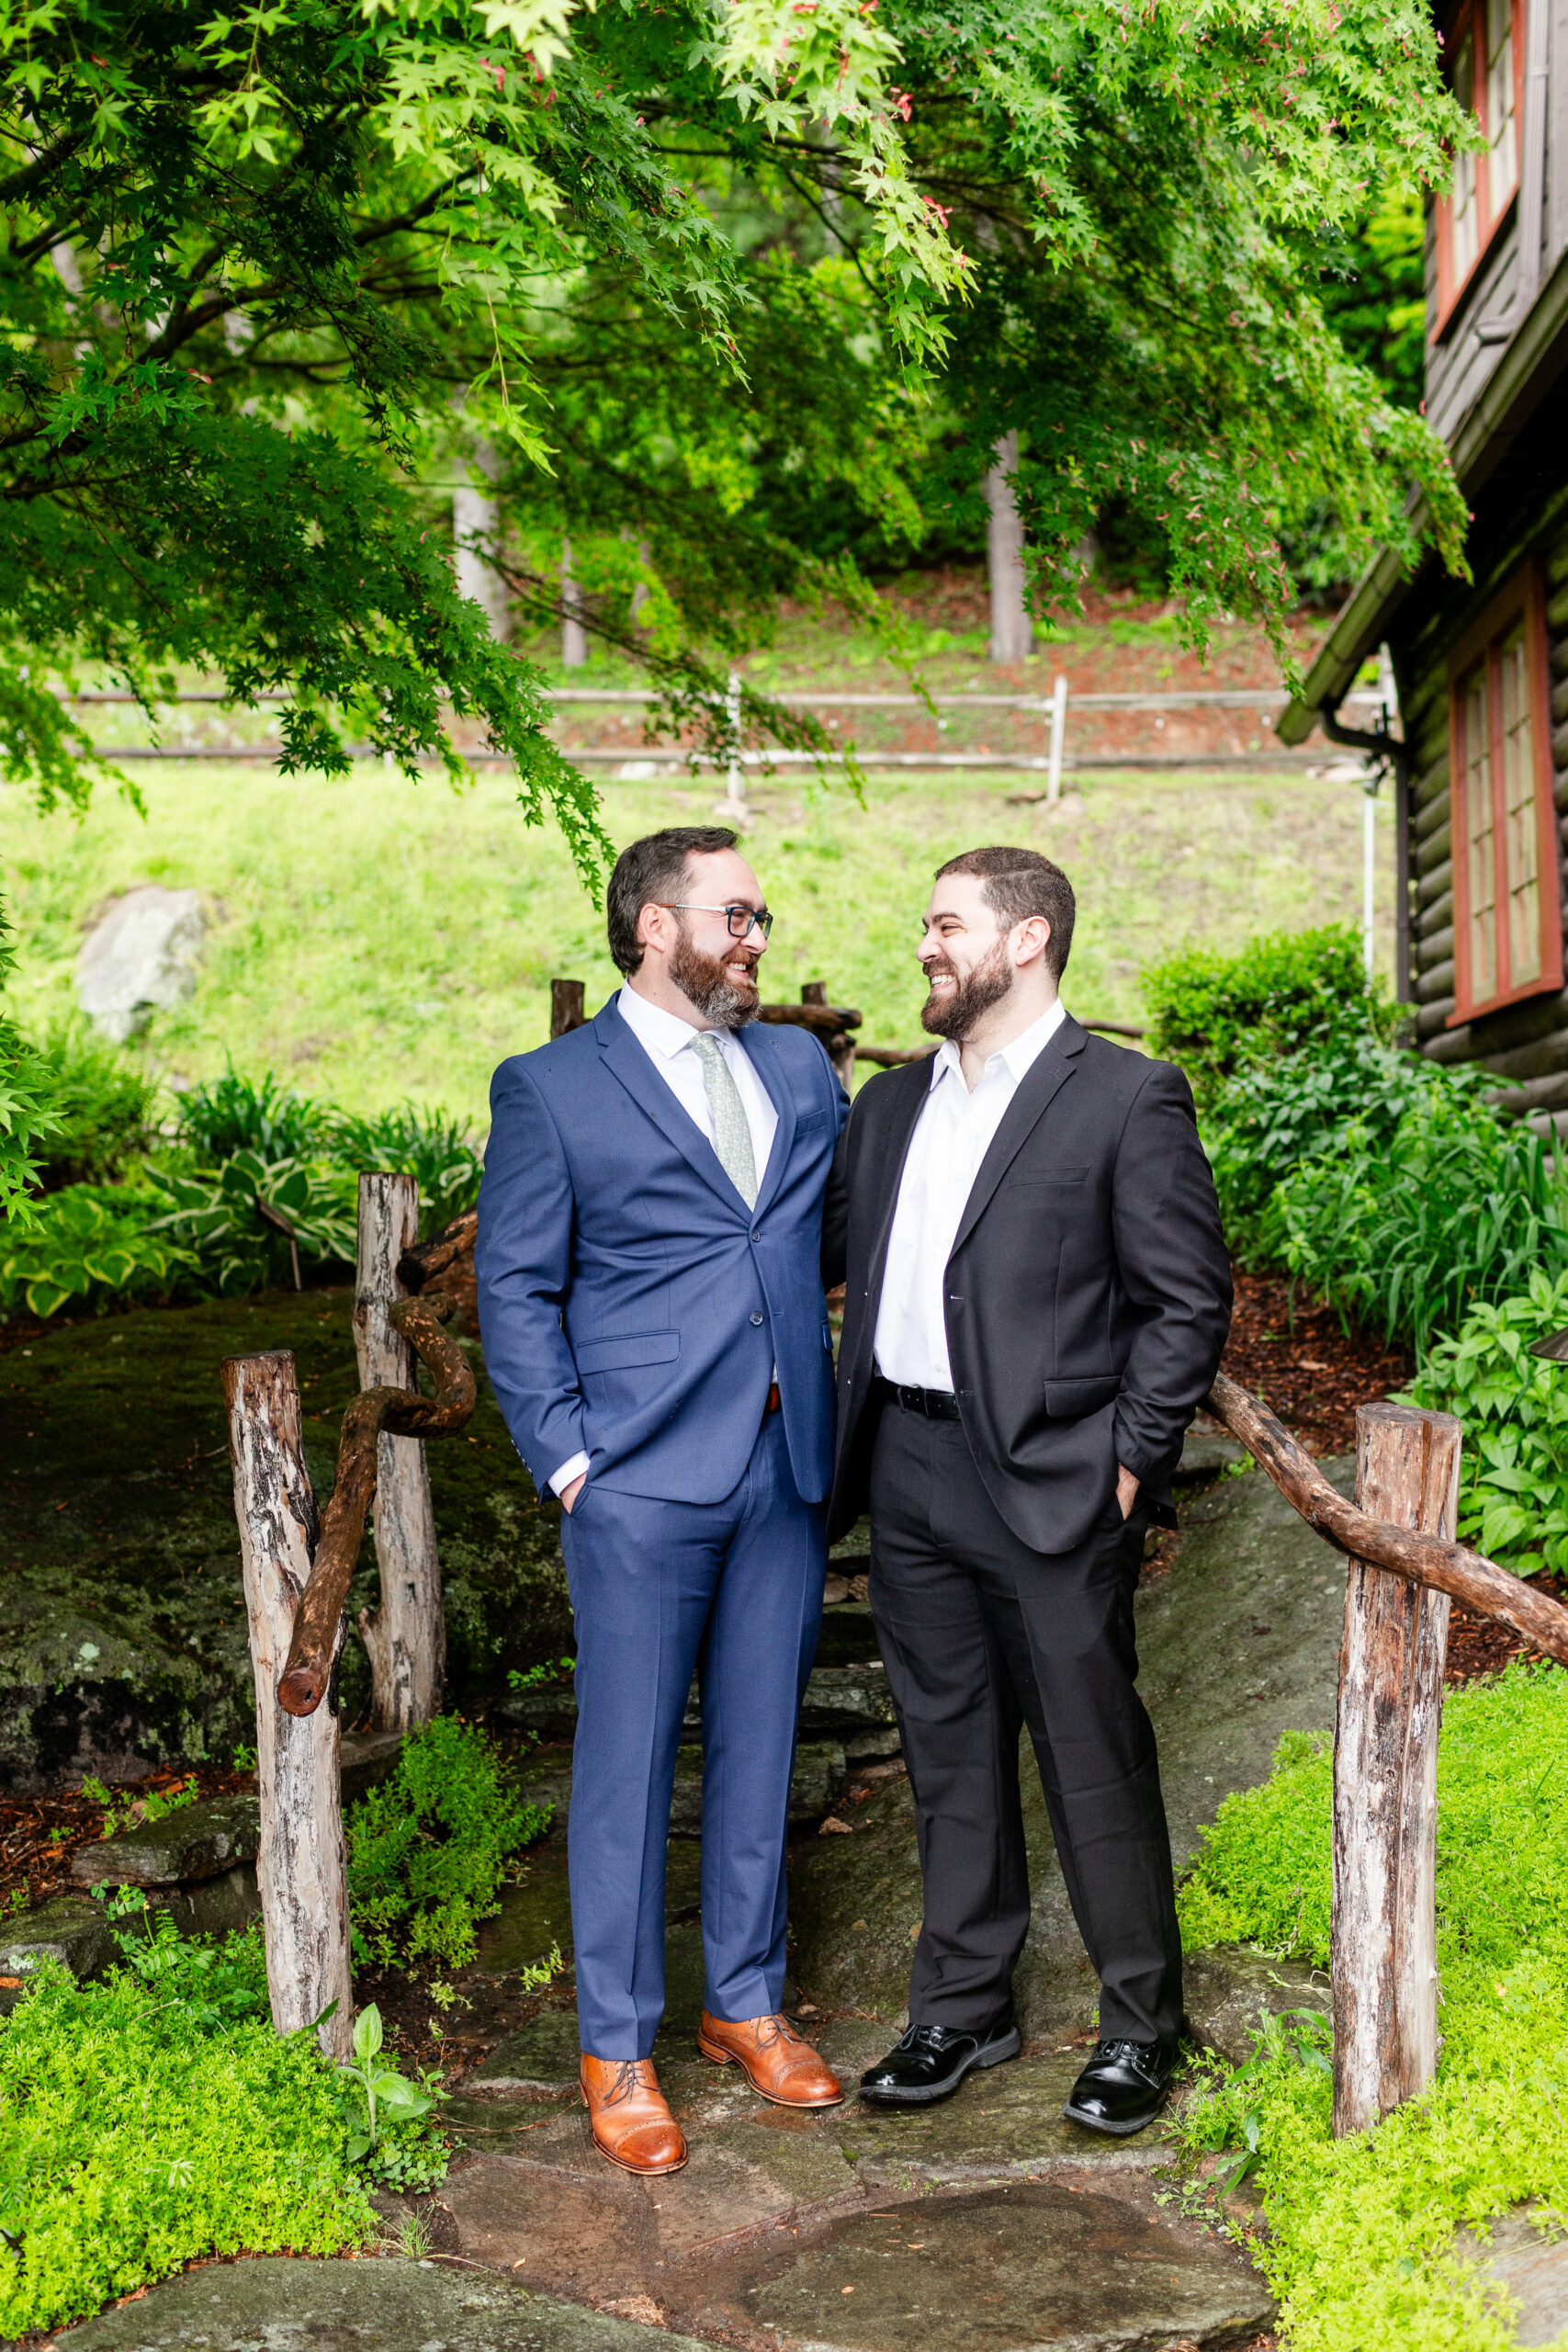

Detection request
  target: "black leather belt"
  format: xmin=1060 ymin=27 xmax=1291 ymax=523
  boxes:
xmin=872 ymin=1375 xmax=962 ymax=1421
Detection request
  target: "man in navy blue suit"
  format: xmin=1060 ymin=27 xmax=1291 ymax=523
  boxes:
xmin=476 ymin=828 xmax=848 ymax=2175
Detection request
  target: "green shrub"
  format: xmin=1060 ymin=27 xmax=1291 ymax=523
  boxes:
xmin=1178 ymin=1662 xmax=1568 ymax=2352
xmin=1274 ymin=1087 xmax=1568 ymax=1358
xmin=1203 ymin=1032 xmax=1487 ymax=1264
xmin=0 ymin=1182 xmax=197 ymax=1319
xmin=26 ymin=1023 xmax=159 ymax=1191
xmin=0 ymin=1928 xmax=375 ymax=2337
xmin=175 ymin=1067 xmax=327 ymax=1164
xmin=1404 ymin=1271 xmax=1568 ymax=1578
xmin=0 ymin=906 xmax=60 ymax=1224
xmin=1140 ymin=922 xmax=1393 ymax=1113
xmin=331 ymin=1104 xmax=484 ymax=1234
xmin=346 ymin=1716 xmax=553 ymax=1974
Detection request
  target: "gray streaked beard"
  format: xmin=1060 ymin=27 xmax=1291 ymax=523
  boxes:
xmin=670 ymin=924 xmax=761 ymax=1031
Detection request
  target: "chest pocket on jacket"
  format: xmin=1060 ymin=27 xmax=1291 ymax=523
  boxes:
xmin=1013 ymin=1165 xmax=1090 ymax=1186
xmin=797 ymin=1106 xmax=832 ymax=1135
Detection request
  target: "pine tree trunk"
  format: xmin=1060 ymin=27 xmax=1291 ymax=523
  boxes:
xmin=1331 ymin=1400 xmax=1461 ymax=2136
xmin=354 ymin=1173 xmax=444 ymax=1732
xmin=222 ymin=1349 xmax=354 ymax=2059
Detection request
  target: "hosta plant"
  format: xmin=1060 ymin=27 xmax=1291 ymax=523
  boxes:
xmin=1404 ymin=1269 xmax=1568 ymax=1578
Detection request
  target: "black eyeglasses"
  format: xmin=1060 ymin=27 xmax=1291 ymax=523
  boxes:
xmin=657 ymin=902 xmax=774 ymax=941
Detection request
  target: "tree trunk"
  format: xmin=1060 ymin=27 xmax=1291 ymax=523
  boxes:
xmin=1331 ymin=1399 xmax=1461 ymax=2136
xmin=354 ymin=1173 xmax=444 ymax=1732
xmin=222 ymin=1350 xmax=354 ymax=2060
xmin=453 ymin=437 xmax=511 ymax=643
xmin=986 ymin=431 xmax=1032 ymax=666
xmin=561 ymin=538 xmax=588 ymax=667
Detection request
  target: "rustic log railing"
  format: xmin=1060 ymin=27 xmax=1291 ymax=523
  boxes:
xmin=1201 ymin=1372 xmax=1568 ymax=2137
xmin=223 ymin=1296 xmax=476 ymax=2047
xmin=353 ymin=1174 xmax=445 ymax=1732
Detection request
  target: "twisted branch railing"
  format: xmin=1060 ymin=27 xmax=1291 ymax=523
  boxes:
xmin=1204 ymin=1373 xmax=1568 ymax=1666
xmin=275 ymin=1293 xmax=476 ymax=1716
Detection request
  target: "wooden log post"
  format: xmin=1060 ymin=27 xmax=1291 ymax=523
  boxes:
xmin=802 ymin=979 xmax=856 ymax=1093
xmin=354 ymin=1174 xmax=444 ymax=1732
xmin=222 ymin=1351 xmax=354 ymax=2060
xmin=551 ymin=978 xmax=587 ymax=1038
xmin=1331 ymin=1400 xmax=1461 ymax=2137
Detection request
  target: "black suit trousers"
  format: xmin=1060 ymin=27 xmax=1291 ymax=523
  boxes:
xmin=868 ymin=1401 xmax=1182 ymax=2046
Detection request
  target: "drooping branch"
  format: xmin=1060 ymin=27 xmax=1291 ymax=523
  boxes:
xmin=276 ymin=1294 xmax=475 ymax=1715
xmin=1204 ymin=1372 xmax=1568 ymax=1667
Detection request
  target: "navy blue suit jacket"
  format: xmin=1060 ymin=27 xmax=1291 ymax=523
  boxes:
xmin=476 ymin=995 xmax=848 ymax=1506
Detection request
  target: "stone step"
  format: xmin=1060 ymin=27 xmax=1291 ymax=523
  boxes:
xmin=440 ymin=2029 xmax=1273 ymax=2350
xmin=50 ymin=2256 xmax=709 ymax=2352
xmin=67 ymin=1730 xmax=404 ymax=1889
xmin=500 ymin=1663 xmax=899 ymax=1766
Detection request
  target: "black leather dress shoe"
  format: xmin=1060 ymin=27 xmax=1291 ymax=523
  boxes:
xmin=1062 ymin=2038 xmax=1179 ymax=2136
xmin=858 ymin=2017 xmax=1021 ymax=2108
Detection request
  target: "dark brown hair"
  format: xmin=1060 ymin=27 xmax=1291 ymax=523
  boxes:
xmin=932 ymin=845 xmax=1076 ymax=979
xmin=605 ymin=827 xmax=739 ymax=976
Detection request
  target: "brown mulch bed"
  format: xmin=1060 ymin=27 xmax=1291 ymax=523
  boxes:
xmin=0 ymin=1763 xmax=256 ymax=1919
xmin=1213 ymin=1266 xmax=1565 ymax=1690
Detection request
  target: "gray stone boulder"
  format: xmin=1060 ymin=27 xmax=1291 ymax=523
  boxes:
xmin=76 ymin=885 xmax=205 ymax=1041
xmin=0 ymin=1892 xmax=116 ymax=1984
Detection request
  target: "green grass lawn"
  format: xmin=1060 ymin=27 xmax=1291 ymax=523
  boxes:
xmin=1 ymin=758 xmax=1394 ymax=1125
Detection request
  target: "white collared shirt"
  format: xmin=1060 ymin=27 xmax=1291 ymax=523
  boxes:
xmin=547 ymin=982 xmax=780 ymax=1496
xmin=873 ymin=1000 xmax=1067 ymax=1393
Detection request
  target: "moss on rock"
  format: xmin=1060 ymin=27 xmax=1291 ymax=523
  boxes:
xmin=0 ymin=1289 xmax=566 ymax=1790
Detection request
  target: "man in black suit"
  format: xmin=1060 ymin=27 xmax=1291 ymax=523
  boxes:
xmin=822 ymin=845 xmax=1231 ymax=2134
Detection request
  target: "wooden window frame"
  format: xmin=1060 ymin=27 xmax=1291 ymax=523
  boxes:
xmin=1432 ymin=0 xmax=1527 ymax=337
xmin=1447 ymin=561 xmax=1562 ymax=1025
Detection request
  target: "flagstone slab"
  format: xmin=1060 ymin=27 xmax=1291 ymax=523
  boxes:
xmin=734 ymin=2178 xmax=1274 ymax=2352
xmin=51 ymin=2254 xmax=705 ymax=2352
xmin=1454 ymin=2204 xmax=1568 ymax=2346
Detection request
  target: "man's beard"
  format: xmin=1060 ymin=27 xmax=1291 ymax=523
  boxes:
xmin=921 ymin=941 xmax=1015 ymax=1039
xmin=670 ymin=922 xmax=761 ymax=1031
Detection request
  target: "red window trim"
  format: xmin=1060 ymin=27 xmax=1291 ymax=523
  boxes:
xmin=1447 ymin=560 xmax=1562 ymax=1026
xmin=1432 ymin=0 xmax=1527 ymax=339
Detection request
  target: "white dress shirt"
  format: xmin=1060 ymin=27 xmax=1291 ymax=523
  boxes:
xmin=873 ymin=1000 xmax=1067 ymax=1393
xmin=547 ymin=983 xmax=780 ymax=1496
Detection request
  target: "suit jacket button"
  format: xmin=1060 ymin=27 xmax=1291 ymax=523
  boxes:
xmin=750 ymin=1310 xmax=764 ymax=1326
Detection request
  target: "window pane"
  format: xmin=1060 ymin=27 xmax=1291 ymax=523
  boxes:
xmin=1498 ymin=625 xmax=1540 ymax=985
xmin=1453 ymin=28 xmax=1480 ymax=280
xmin=1462 ymin=661 xmax=1497 ymax=1005
xmin=1486 ymin=0 xmax=1517 ymax=206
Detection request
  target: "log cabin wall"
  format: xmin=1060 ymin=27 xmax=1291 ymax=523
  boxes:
xmin=1397 ymin=502 xmax=1568 ymax=1119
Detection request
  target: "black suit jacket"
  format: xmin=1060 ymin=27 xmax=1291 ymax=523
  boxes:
xmin=821 ymin=1015 xmax=1233 ymax=1553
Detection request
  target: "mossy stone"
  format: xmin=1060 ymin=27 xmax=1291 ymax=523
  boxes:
xmin=0 ymin=1288 xmax=569 ymax=1789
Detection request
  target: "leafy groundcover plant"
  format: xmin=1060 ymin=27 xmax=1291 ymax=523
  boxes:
xmin=347 ymin=1716 xmax=554 ymax=1974
xmin=1177 ymin=1662 xmax=1568 ymax=2352
xmin=0 ymin=1913 xmax=380 ymax=2339
xmin=1404 ymin=1270 xmax=1568 ymax=1578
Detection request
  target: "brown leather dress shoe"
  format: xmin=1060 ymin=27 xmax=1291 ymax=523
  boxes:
xmin=696 ymin=2010 xmax=844 ymax=2108
xmin=579 ymin=2054 xmax=688 ymax=2175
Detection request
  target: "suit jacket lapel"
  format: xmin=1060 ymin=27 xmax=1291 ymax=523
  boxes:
xmin=737 ymin=1024 xmax=797 ymax=1221
xmin=950 ymin=1016 xmax=1086 ymax=1256
xmin=594 ymin=999 xmax=749 ymax=1221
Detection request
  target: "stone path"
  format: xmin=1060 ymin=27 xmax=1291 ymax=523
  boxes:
xmin=54 ymin=1451 xmax=1359 ymax=2352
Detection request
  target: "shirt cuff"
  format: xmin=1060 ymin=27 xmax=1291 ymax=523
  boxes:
xmin=547 ymin=1451 xmax=590 ymax=1498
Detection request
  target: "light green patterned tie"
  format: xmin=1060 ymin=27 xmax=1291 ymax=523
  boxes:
xmin=691 ymin=1031 xmax=758 ymax=1208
